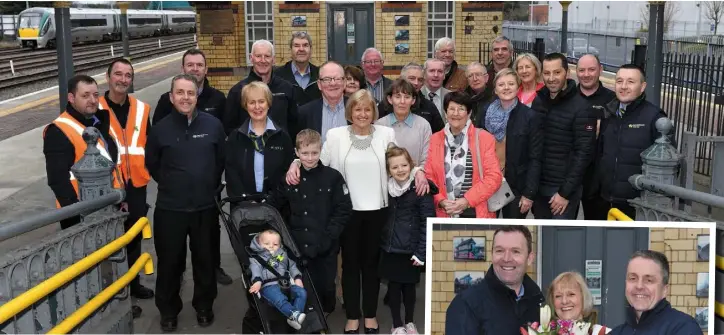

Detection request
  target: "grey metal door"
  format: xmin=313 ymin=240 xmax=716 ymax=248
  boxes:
xmin=541 ymin=226 xmax=649 ymax=328
xmin=328 ymin=3 xmax=374 ymax=65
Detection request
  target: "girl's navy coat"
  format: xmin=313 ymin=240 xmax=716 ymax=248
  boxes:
xmin=380 ymin=181 xmax=438 ymax=262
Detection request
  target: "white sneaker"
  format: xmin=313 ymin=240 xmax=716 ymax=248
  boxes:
xmin=391 ymin=326 xmax=408 ymax=334
xmin=286 ymin=311 xmax=306 ymax=330
xmin=405 ymin=322 xmax=419 ymax=334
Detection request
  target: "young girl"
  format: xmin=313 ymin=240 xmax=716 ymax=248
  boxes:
xmin=379 ymin=146 xmax=436 ymax=335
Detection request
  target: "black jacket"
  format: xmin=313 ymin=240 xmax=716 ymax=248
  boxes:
xmin=378 ymin=91 xmax=446 ymax=133
xmin=275 ymin=60 xmax=322 ymax=107
xmin=597 ymin=94 xmax=668 ymax=203
xmin=266 ymin=163 xmax=352 ymax=259
xmin=445 ymin=264 xmax=545 ymax=335
xmin=610 ymin=299 xmax=702 ymax=335
xmin=531 ymin=79 xmax=597 ymax=199
xmin=475 ymin=101 xmax=544 ymax=199
xmin=152 ymin=78 xmax=226 ymax=126
xmin=224 ymin=118 xmax=295 ymax=199
xmin=466 ymin=86 xmax=494 ymax=124
xmin=145 ymin=110 xmax=226 ymax=212
xmin=579 ymin=83 xmax=616 ymax=199
xmin=224 ymin=70 xmax=299 ymax=136
xmin=381 ymin=182 xmax=437 ymax=261
xmin=44 ymin=104 xmax=119 ymax=208
xmin=296 ymin=97 xmax=351 ymax=137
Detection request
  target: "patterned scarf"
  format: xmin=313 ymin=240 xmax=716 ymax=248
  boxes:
xmin=485 ymin=98 xmax=518 ymax=142
xmin=444 ymin=119 xmax=471 ymax=200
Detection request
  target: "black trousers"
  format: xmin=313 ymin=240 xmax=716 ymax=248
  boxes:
xmin=500 ymin=195 xmax=529 ymax=219
xmin=387 ymin=282 xmax=416 ymax=328
xmin=533 ymin=187 xmax=583 ymax=220
xmin=585 ymin=196 xmax=637 ymax=220
xmin=341 ymin=208 xmax=388 ymax=320
xmin=124 ymin=184 xmax=148 ymax=290
xmin=154 ymin=207 xmax=218 ymax=317
xmin=307 ymin=242 xmax=340 ymax=314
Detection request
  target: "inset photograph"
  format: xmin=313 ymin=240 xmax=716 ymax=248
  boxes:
xmin=426 ymin=220 xmax=715 ymax=335
xmin=697 ymin=234 xmax=710 ymax=261
xmin=394 ymin=15 xmax=409 ymax=26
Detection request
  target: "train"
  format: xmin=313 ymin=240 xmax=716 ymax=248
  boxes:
xmin=16 ymin=7 xmax=196 ymax=49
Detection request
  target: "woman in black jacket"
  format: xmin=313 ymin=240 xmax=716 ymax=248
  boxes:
xmin=225 ymin=81 xmax=295 ymax=200
xmin=379 ymin=146 xmax=436 ymax=335
xmin=474 ymin=68 xmax=544 ymax=219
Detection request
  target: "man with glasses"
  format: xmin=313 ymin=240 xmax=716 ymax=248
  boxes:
xmin=296 ymin=61 xmax=349 ymax=143
xmin=361 ymin=48 xmax=392 ymax=103
xmin=435 ymin=37 xmax=468 ymax=92
xmin=463 ymin=62 xmax=493 ymax=118
xmin=224 ymin=39 xmax=298 ymax=135
xmin=276 ymin=32 xmax=321 ymax=106
xmin=485 ymin=36 xmax=514 ymax=99
xmin=421 ymin=58 xmax=450 ymax=123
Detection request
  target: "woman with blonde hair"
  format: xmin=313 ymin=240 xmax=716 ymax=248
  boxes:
xmin=514 ymin=53 xmax=544 ymax=106
xmin=285 ymin=89 xmax=429 ymax=333
xmin=545 ymin=271 xmax=611 ymax=334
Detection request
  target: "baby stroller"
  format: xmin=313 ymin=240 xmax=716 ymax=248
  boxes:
xmin=215 ymin=184 xmax=329 ymax=334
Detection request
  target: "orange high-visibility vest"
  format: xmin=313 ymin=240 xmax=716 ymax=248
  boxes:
xmin=44 ymin=111 xmax=124 ymax=208
xmin=99 ymin=95 xmax=151 ymax=188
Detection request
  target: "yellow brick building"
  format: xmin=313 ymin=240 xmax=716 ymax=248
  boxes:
xmin=431 ymin=225 xmax=710 ymax=335
xmin=192 ymin=1 xmax=504 ymax=93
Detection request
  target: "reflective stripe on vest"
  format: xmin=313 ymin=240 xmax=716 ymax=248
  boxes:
xmin=49 ymin=113 xmax=123 ymax=208
xmin=100 ymin=95 xmax=151 ymax=187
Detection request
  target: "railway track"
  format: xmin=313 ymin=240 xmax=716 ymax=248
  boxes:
xmin=0 ymin=39 xmax=196 ymax=90
xmin=0 ymin=33 xmax=195 ymax=62
xmin=0 ymin=35 xmax=193 ymax=76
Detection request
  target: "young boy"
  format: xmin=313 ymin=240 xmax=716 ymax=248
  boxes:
xmin=249 ymin=229 xmax=307 ymax=330
xmin=266 ymin=129 xmax=352 ymax=314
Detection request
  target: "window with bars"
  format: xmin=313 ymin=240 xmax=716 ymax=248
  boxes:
xmin=245 ymin=1 xmax=274 ymax=63
xmin=427 ymin=1 xmax=454 ymax=59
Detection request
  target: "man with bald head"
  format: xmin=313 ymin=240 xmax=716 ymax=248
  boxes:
xmin=435 ymin=37 xmax=468 ymax=92
xmin=378 ymin=62 xmax=445 ymax=132
xmin=361 ymin=48 xmax=392 ymax=103
xmin=576 ymin=54 xmax=616 ymax=220
xmin=224 ymin=39 xmax=298 ymax=135
xmin=296 ymin=61 xmax=350 ymax=143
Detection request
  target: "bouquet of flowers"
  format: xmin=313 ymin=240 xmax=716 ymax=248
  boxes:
xmin=520 ymin=305 xmax=593 ymax=335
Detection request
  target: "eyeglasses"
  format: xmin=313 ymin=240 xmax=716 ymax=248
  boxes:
xmin=320 ymin=77 xmax=345 ymax=84
xmin=362 ymin=60 xmax=383 ymax=65
xmin=466 ymin=72 xmax=486 ymax=79
xmin=447 ymin=107 xmax=468 ymax=114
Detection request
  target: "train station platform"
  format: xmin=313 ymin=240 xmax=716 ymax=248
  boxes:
xmin=0 ymin=54 xmax=426 ymax=334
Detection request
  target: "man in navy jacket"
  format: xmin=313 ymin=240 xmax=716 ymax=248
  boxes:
xmin=610 ymin=250 xmax=702 ymax=335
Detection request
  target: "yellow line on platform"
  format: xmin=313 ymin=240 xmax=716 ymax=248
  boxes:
xmin=0 ymin=55 xmax=181 ymax=118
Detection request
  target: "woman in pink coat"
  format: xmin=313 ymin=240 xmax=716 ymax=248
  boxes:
xmin=424 ymin=91 xmax=503 ymax=218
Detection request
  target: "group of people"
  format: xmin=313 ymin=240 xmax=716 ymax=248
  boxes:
xmin=445 ymin=226 xmax=703 ymax=335
xmin=42 ymin=29 xmax=675 ymax=335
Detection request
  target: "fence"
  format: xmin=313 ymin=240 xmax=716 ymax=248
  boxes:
xmin=0 ymin=127 xmax=144 ymax=333
xmin=0 ymin=15 xmax=17 ymax=41
xmin=476 ymin=39 xmax=543 ymax=67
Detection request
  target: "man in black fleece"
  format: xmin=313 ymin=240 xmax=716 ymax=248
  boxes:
xmin=152 ymin=49 xmax=226 ymax=125
xmin=145 ymin=74 xmax=226 ymax=332
xmin=274 ymin=31 xmax=321 ymax=106
xmin=531 ymin=53 xmax=597 ymax=220
xmin=224 ymin=39 xmax=298 ymax=135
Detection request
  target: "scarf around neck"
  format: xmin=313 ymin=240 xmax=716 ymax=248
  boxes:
xmin=443 ymin=119 xmax=471 ymax=200
xmin=485 ymin=98 xmax=517 ymax=142
xmin=388 ymin=166 xmax=421 ymax=197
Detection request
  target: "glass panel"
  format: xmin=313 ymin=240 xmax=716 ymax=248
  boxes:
xmin=252 ymin=1 xmax=266 ymax=14
xmin=335 ymin=11 xmax=345 ymax=28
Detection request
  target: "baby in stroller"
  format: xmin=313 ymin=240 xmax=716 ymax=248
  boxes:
xmin=248 ymin=229 xmax=308 ymax=330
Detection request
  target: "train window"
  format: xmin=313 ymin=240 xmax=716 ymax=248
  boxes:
xmin=19 ymin=14 xmax=41 ymax=28
xmin=129 ymin=18 xmax=163 ymax=25
xmin=171 ymin=17 xmax=196 ymax=23
xmin=71 ymin=19 xmax=107 ymax=28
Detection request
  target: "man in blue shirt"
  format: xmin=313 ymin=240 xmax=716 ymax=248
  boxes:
xmin=276 ymin=32 xmax=321 ymax=106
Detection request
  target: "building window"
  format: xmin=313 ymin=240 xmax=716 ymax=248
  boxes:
xmin=427 ymin=1 xmax=454 ymax=59
xmin=245 ymin=1 xmax=274 ymax=63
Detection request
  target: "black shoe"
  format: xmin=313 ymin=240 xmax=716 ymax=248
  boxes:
xmin=131 ymin=285 xmax=155 ymax=299
xmin=216 ymin=267 xmax=233 ymax=285
xmin=160 ymin=316 xmax=178 ymax=332
xmin=197 ymin=310 xmax=215 ymax=327
xmin=132 ymin=305 xmax=142 ymax=319
xmin=364 ymin=327 xmax=379 ymax=334
xmin=343 ymin=329 xmax=359 ymax=334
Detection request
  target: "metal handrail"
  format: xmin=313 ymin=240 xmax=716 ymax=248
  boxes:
xmin=48 ymin=252 xmax=154 ymax=334
xmin=607 ymin=208 xmax=633 ymax=221
xmin=0 ymin=217 xmax=152 ymax=324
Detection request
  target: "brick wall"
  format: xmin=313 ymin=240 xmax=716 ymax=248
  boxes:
xmin=453 ymin=2 xmax=504 ymax=65
xmin=195 ymin=1 xmax=246 ymax=93
xmin=374 ymin=2 xmax=427 ymax=79
xmin=431 ymin=226 xmax=539 ymax=335
xmin=273 ymin=2 xmax=328 ymax=67
xmin=652 ymin=228 xmax=710 ymax=335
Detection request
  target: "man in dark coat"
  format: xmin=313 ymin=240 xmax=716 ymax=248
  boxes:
xmin=531 ymin=53 xmax=597 ymax=220
xmin=296 ymin=61 xmax=349 ymax=143
xmin=275 ymin=32 xmax=321 ymax=106
xmin=484 ymin=36 xmax=514 ymax=100
xmin=594 ymin=64 xmax=669 ymax=220
xmin=361 ymin=47 xmax=392 ymax=104
xmin=446 ymin=226 xmax=544 ymax=335
xmin=609 ymin=250 xmax=702 ymax=335
xmin=224 ymin=40 xmax=298 ymax=135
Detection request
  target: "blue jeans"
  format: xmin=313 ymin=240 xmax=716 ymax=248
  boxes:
xmin=260 ymin=284 xmax=307 ymax=318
